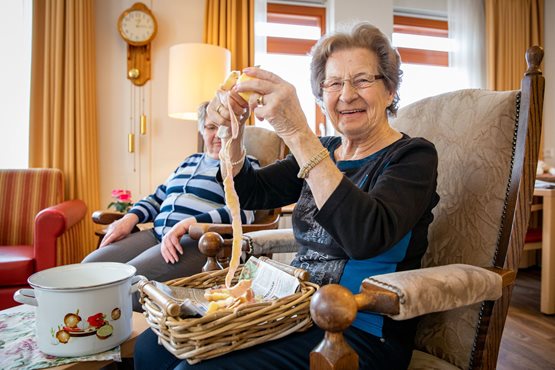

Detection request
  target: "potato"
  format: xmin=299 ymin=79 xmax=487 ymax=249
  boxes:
xmin=221 ymin=71 xmax=240 ymax=91
xmin=220 ymin=70 xmax=255 ymax=102
xmin=237 ymin=73 xmax=255 ymax=101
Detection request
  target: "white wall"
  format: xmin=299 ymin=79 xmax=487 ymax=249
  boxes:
xmin=329 ymin=0 xmax=393 ymax=36
xmin=394 ymin=0 xmax=446 ymax=18
xmin=542 ymin=0 xmax=555 ymax=165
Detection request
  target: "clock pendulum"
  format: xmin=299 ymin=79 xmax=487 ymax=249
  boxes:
xmin=118 ymin=2 xmax=157 ymax=166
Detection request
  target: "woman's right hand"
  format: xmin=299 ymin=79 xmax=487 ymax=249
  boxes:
xmin=208 ymin=87 xmax=250 ymax=131
xmin=99 ymin=213 xmax=139 ymax=248
xmin=160 ymin=217 xmax=197 ymax=264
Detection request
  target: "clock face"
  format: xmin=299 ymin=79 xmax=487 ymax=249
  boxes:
xmin=120 ymin=10 xmax=156 ymax=45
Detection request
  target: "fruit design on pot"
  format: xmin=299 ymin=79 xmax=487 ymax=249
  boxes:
xmin=51 ymin=307 xmax=120 ymax=344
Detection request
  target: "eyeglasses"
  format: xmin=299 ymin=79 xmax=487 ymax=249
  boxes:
xmin=320 ymin=74 xmax=384 ymax=92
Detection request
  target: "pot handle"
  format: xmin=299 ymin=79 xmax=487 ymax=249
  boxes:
xmin=130 ymin=275 xmax=147 ymax=294
xmin=13 ymin=289 xmax=38 ymax=306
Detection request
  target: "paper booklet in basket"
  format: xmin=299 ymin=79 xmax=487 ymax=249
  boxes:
xmin=138 ymin=256 xmax=319 ymax=364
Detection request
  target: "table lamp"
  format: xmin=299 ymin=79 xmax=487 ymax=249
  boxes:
xmin=168 ymin=43 xmax=231 ymax=120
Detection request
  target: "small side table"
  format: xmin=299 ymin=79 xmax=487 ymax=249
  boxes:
xmin=0 ymin=304 xmax=149 ymax=370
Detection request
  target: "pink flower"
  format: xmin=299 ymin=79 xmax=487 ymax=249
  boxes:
xmin=111 ymin=189 xmax=125 ymax=197
xmin=108 ymin=189 xmax=133 ymax=213
xmin=118 ymin=193 xmax=132 ymax=202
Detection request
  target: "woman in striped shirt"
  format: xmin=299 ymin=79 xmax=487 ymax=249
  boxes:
xmin=83 ymin=102 xmax=259 ymax=309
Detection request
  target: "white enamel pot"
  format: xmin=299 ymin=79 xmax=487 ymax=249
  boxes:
xmin=13 ymin=262 xmax=144 ymax=357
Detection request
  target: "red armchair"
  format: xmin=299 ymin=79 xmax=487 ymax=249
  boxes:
xmin=0 ymin=169 xmax=87 ymax=309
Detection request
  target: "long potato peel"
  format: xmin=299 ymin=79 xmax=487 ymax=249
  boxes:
xmin=218 ymin=72 xmax=252 ymax=288
xmin=222 ymin=125 xmax=242 ymax=288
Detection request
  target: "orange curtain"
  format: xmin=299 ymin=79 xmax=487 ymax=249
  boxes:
xmin=29 ymin=0 xmax=100 ymax=264
xmin=204 ymin=0 xmax=254 ymax=72
xmin=485 ymin=0 xmax=544 ymax=91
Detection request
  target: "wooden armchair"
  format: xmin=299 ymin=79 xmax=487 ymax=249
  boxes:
xmin=308 ymin=46 xmax=545 ymax=369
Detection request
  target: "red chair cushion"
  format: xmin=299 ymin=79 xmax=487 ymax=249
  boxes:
xmin=525 ymin=228 xmax=542 ymax=243
xmin=0 ymin=245 xmax=35 ymax=285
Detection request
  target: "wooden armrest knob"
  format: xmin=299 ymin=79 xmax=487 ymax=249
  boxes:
xmin=310 ymin=284 xmax=359 ymax=370
xmin=198 ymin=232 xmax=225 ymax=272
xmin=310 ymin=284 xmax=357 ymax=332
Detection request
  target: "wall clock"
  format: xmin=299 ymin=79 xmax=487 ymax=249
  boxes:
xmin=117 ymin=2 xmax=158 ymax=86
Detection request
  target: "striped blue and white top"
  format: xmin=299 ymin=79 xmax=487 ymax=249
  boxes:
xmin=128 ymin=153 xmax=259 ymax=240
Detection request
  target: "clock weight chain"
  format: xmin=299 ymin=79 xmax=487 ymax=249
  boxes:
xmin=129 ymin=83 xmax=136 ymax=172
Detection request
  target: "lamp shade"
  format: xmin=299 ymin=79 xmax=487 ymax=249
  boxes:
xmin=168 ymin=43 xmax=231 ymax=120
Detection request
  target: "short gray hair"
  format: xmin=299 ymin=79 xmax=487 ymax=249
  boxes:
xmin=197 ymin=101 xmax=210 ymax=133
xmin=310 ymin=22 xmax=402 ymax=116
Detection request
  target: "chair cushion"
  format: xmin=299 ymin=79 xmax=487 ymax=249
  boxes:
xmin=409 ymin=350 xmax=460 ymax=370
xmin=525 ymin=227 xmax=542 ymax=243
xmin=0 ymin=245 xmax=35 ymax=285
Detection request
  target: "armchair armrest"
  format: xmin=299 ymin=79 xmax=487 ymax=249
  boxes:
xmin=92 ymin=210 xmax=125 ymax=225
xmin=309 ymin=264 xmax=515 ymax=369
xmin=188 ymin=218 xmax=281 ymax=241
xmin=34 ymin=199 xmax=87 ymax=271
xmin=188 ymin=225 xmax=294 ymax=273
xmin=243 ymin=229 xmax=297 ymax=255
xmin=361 ymin=264 xmax=508 ymax=320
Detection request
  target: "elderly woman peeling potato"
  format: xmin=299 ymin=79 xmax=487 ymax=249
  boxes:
xmin=135 ymin=22 xmax=439 ymax=370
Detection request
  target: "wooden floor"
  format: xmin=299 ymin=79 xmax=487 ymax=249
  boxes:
xmin=498 ymin=267 xmax=555 ymax=370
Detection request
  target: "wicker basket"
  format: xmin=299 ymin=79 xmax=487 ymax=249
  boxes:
xmin=138 ymin=262 xmax=318 ymax=364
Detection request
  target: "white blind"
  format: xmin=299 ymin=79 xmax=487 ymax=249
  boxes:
xmin=0 ymin=0 xmax=32 ymax=169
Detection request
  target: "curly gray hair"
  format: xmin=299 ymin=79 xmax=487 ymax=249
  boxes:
xmin=197 ymin=101 xmax=210 ymax=133
xmin=310 ymin=22 xmax=402 ymax=116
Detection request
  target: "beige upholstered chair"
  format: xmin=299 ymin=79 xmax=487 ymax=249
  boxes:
xmin=307 ymin=46 xmax=545 ymax=370
xmin=192 ymin=46 xmax=545 ymax=369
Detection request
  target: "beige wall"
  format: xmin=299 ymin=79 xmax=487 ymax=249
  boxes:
xmin=95 ymin=0 xmax=205 ymax=208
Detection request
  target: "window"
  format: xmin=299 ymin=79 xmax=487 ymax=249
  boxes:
xmin=0 ymin=0 xmax=32 ymax=168
xmin=255 ymin=3 xmax=326 ymax=135
xmin=392 ymin=15 xmax=464 ymax=107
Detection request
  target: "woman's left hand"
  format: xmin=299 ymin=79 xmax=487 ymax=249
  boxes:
xmin=207 ymin=87 xmax=250 ymax=131
xmin=160 ymin=217 xmax=197 ymax=264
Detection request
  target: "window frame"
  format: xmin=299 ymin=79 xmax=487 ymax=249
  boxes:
xmin=394 ymin=15 xmax=448 ymax=67
xmin=266 ymin=3 xmax=326 ymax=134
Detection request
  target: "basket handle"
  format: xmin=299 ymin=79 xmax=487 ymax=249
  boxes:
xmin=138 ymin=280 xmax=182 ymax=317
xmin=258 ymin=256 xmax=310 ymax=281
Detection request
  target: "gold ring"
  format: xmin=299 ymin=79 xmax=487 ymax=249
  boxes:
xmin=256 ymin=95 xmax=264 ymax=107
xmin=216 ymin=104 xmax=224 ymax=115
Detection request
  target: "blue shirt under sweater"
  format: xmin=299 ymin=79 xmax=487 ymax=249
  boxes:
xmin=129 ymin=153 xmax=259 ymax=240
xmin=333 ymin=151 xmax=412 ymax=336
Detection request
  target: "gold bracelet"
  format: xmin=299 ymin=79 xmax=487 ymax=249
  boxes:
xmin=297 ymin=148 xmax=329 ymax=179
xmin=230 ymin=147 xmax=246 ymax=166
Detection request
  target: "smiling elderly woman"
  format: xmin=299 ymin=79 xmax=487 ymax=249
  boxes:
xmin=134 ymin=22 xmax=440 ymax=370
